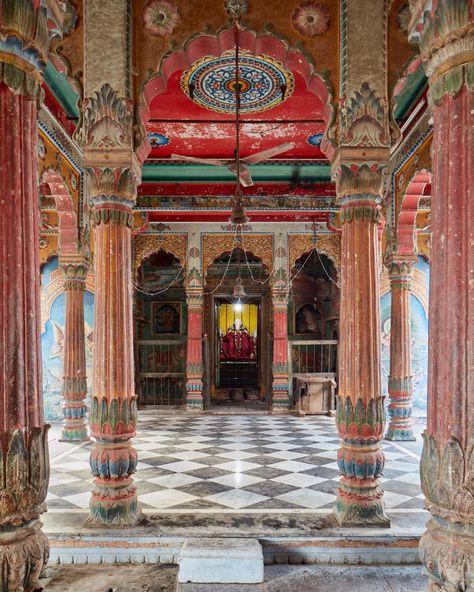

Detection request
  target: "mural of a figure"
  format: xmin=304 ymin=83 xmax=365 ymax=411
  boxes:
xmin=40 ymin=257 xmax=94 ymax=423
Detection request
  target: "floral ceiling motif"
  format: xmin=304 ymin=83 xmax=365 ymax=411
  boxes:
xmin=143 ymin=0 xmax=181 ymax=37
xmin=292 ymin=2 xmax=330 ymax=38
xmin=224 ymin=0 xmax=248 ymax=20
xmin=181 ymin=53 xmax=295 ymax=115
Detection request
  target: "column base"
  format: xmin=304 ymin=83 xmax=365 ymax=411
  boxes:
xmin=420 ymin=517 xmax=474 ymax=592
xmin=334 ymin=496 xmax=391 ymax=528
xmin=186 ymin=393 xmax=204 ymax=411
xmin=0 ymin=520 xmax=49 ymax=592
xmin=385 ymin=427 xmax=416 ymax=441
xmin=86 ymin=479 xmax=143 ymax=528
xmin=60 ymin=428 xmax=89 ymax=443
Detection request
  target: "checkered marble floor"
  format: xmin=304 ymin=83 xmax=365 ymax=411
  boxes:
xmin=47 ymin=415 xmax=425 ymax=513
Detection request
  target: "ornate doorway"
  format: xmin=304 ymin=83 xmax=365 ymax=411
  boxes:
xmin=204 ymin=247 xmax=271 ymax=409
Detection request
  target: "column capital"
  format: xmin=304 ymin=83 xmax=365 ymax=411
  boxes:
xmin=339 ymin=195 xmax=382 ymax=225
xmin=77 ymin=83 xmax=136 ymax=158
xmin=89 ymin=167 xmax=138 ymax=228
xmin=333 ymin=160 xmax=388 ymax=200
xmin=386 ymin=255 xmax=417 ymax=284
xmin=186 ymin=290 xmax=204 ymax=308
xmin=408 ymin=1 xmax=474 ymax=103
xmin=0 ymin=1 xmax=50 ymax=98
xmin=60 ymin=260 xmax=88 ymax=289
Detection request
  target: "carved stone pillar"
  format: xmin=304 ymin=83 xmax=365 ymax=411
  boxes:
xmin=86 ymin=170 xmax=141 ymax=527
xmin=60 ymin=261 xmax=89 ymax=441
xmin=186 ymin=291 xmax=204 ymax=410
xmin=272 ymin=291 xmax=290 ymax=410
xmin=334 ymin=166 xmax=389 ymax=527
xmin=386 ymin=256 xmax=416 ymax=441
xmin=409 ymin=3 xmax=474 ymax=589
xmin=0 ymin=3 xmax=51 ymax=589
xmin=78 ymin=0 xmax=142 ymax=527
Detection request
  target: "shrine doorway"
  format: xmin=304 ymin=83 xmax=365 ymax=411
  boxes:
xmin=204 ymin=248 xmax=271 ymax=410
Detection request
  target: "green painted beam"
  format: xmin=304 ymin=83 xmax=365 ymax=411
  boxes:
xmin=394 ymin=66 xmax=427 ymax=121
xmin=142 ymin=162 xmax=332 ymax=183
xmin=44 ymin=61 xmax=80 ymax=119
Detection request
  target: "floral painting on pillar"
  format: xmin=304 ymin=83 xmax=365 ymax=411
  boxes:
xmin=40 ymin=257 xmax=94 ymax=422
xmin=380 ymin=257 xmax=429 ymax=420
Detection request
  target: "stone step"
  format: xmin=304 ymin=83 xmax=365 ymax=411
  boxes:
xmin=178 ymin=538 xmax=264 ymax=584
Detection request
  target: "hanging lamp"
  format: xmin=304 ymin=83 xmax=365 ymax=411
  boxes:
xmin=229 ymin=25 xmax=248 ymax=226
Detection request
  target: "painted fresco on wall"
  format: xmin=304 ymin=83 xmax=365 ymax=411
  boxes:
xmin=41 ymin=257 xmax=94 ymax=423
xmin=380 ymin=259 xmax=429 ymax=418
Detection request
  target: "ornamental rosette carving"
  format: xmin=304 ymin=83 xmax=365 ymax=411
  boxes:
xmin=0 ymin=428 xmax=50 ymax=526
xmin=339 ymin=83 xmax=390 ymax=148
xmin=420 ymin=432 xmax=474 ymax=521
xmin=76 ymin=84 xmax=132 ymax=149
xmin=292 ymin=2 xmax=330 ymax=38
xmin=143 ymin=0 xmax=181 ymax=37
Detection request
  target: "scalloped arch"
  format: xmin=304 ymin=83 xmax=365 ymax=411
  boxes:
xmin=40 ymin=168 xmax=78 ymax=257
xmin=138 ymin=25 xmax=334 ymax=161
xmin=398 ymin=169 xmax=431 ymax=256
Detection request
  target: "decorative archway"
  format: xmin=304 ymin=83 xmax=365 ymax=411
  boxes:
xmin=397 ymin=169 xmax=431 ymax=256
xmin=133 ymin=234 xmax=188 ymax=277
xmin=202 ymin=234 xmax=273 ymax=276
xmin=138 ymin=25 xmax=335 ymax=161
xmin=288 ymin=234 xmax=341 ymax=281
xmin=40 ymin=168 xmax=78 ymax=257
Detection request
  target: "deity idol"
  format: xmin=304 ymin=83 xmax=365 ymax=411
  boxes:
xmin=220 ymin=319 xmax=256 ymax=361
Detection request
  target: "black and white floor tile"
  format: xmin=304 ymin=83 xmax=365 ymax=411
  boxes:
xmin=47 ymin=415 xmax=425 ymax=513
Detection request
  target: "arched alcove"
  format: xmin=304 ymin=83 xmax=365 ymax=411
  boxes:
xmin=134 ymin=248 xmax=187 ymax=408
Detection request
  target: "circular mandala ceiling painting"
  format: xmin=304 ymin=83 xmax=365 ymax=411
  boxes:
xmin=181 ymin=52 xmax=295 ymax=115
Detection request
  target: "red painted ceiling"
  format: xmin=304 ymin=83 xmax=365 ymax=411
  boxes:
xmin=146 ymin=69 xmax=327 ymax=160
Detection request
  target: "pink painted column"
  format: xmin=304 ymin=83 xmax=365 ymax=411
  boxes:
xmin=0 ymin=4 xmax=51 ymax=587
xmin=87 ymin=171 xmax=141 ymax=527
xmin=186 ymin=292 xmax=204 ymax=409
xmin=60 ymin=262 xmax=89 ymax=441
xmin=386 ymin=256 xmax=416 ymax=441
xmin=272 ymin=293 xmax=290 ymax=410
xmin=334 ymin=182 xmax=389 ymax=526
xmin=409 ymin=3 xmax=474 ymax=587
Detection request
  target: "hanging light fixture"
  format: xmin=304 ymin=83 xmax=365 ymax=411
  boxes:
xmin=229 ymin=25 xmax=248 ymax=226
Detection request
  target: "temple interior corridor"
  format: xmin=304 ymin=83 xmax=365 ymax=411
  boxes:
xmin=1 ymin=0 xmax=473 ymax=590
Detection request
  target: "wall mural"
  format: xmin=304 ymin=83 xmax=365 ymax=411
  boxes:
xmin=381 ymin=258 xmax=429 ymax=418
xmin=41 ymin=257 xmax=94 ymax=423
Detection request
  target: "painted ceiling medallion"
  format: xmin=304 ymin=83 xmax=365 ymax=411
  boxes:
xmin=292 ymin=2 xmax=330 ymax=38
xmin=143 ymin=0 xmax=181 ymax=37
xmin=181 ymin=53 xmax=295 ymax=115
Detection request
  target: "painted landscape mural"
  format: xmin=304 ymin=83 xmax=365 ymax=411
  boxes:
xmin=40 ymin=257 xmax=94 ymax=423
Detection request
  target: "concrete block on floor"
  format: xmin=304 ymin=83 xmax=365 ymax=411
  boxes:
xmin=178 ymin=538 xmax=264 ymax=584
